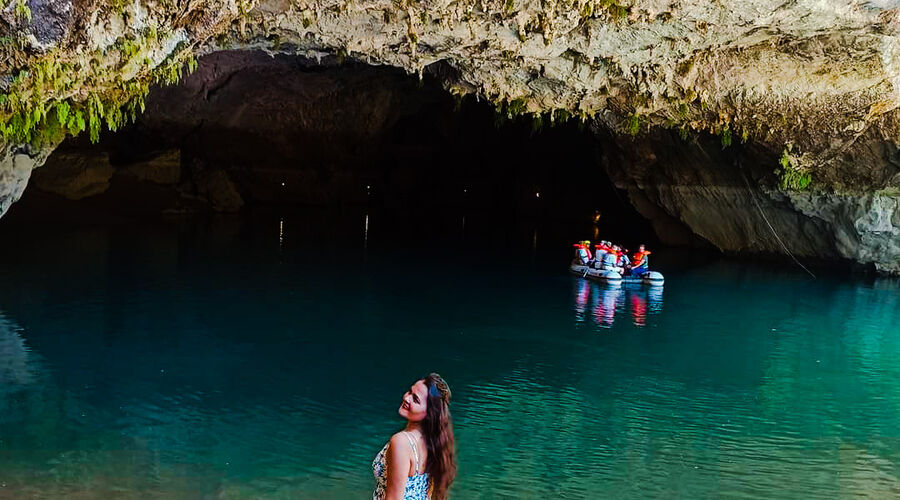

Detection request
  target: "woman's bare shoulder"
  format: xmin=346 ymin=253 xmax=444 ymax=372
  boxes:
xmin=387 ymin=432 xmax=411 ymax=462
xmin=389 ymin=431 xmax=411 ymax=448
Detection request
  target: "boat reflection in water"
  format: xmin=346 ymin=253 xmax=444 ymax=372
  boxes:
xmin=573 ymin=279 xmax=663 ymax=328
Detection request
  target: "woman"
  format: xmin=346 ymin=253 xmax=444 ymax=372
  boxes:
xmin=373 ymin=373 xmax=457 ymax=500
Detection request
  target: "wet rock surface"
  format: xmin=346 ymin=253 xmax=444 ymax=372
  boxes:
xmin=598 ymin=128 xmax=900 ymax=273
xmin=188 ymin=163 xmax=244 ymax=212
xmin=31 ymin=151 xmax=116 ymax=200
xmin=124 ymin=149 xmax=181 ymax=185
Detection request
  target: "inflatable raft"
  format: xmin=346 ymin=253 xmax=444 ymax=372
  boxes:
xmin=570 ymin=263 xmax=664 ymax=286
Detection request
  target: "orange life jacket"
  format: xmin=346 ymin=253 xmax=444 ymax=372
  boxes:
xmin=632 ymin=250 xmax=651 ymax=268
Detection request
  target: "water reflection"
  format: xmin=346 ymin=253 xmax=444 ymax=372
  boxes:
xmin=0 ymin=312 xmax=36 ymax=390
xmin=596 ymin=284 xmax=622 ymax=327
xmin=573 ymin=278 xmax=664 ymax=328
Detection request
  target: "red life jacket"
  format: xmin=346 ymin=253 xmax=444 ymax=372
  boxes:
xmin=573 ymin=244 xmax=592 ymax=260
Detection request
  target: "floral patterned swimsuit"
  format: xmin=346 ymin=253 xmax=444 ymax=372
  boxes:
xmin=373 ymin=431 xmax=430 ymax=500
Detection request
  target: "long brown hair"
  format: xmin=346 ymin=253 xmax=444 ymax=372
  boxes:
xmin=422 ymin=373 xmax=457 ymax=500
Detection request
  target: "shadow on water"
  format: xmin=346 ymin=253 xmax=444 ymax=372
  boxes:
xmin=0 ymin=209 xmax=898 ymax=497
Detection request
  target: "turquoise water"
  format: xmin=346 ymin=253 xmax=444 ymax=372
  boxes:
xmin=0 ymin=210 xmax=899 ymax=498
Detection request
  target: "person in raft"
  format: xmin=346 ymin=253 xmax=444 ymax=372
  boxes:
xmin=617 ymin=248 xmax=631 ymax=269
xmin=601 ymin=245 xmax=622 ymax=274
xmin=592 ymin=241 xmax=610 ymax=269
xmin=573 ymin=240 xmax=593 ymax=265
xmin=629 ymin=244 xmax=652 ymax=276
xmin=373 ymin=373 xmax=457 ymax=500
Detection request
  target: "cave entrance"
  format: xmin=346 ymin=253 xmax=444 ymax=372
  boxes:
xmin=3 ymin=51 xmax=658 ymax=255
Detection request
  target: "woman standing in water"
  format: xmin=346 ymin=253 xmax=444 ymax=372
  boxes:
xmin=373 ymin=373 xmax=457 ymax=500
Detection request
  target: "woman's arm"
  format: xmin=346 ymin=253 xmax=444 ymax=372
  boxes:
xmin=384 ymin=433 xmax=411 ymax=500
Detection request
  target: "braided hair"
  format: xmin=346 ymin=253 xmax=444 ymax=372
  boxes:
xmin=422 ymin=373 xmax=457 ymax=500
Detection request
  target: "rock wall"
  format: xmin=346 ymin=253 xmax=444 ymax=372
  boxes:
xmin=780 ymin=191 xmax=900 ymax=275
xmin=0 ymin=145 xmax=53 ymax=217
xmin=599 ymin=128 xmax=900 ymax=274
xmin=30 ymin=151 xmax=115 ymax=200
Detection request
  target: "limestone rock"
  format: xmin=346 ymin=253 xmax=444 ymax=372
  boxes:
xmin=192 ymin=167 xmax=244 ymax=212
xmin=0 ymin=149 xmax=37 ymax=218
xmin=6 ymin=0 xmax=900 ymax=185
xmin=781 ymin=191 xmax=900 ymax=275
xmin=125 ymin=150 xmax=182 ymax=185
xmin=600 ymin=127 xmax=900 ymax=273
xmin=30 ymin=152 xmax=115 ymax=200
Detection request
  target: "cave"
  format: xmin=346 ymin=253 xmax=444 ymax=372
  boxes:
xmin=2 ymin=51 xmax=674 ymax=255
xmin=3 ymin=0 xmax=900 ymax=274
